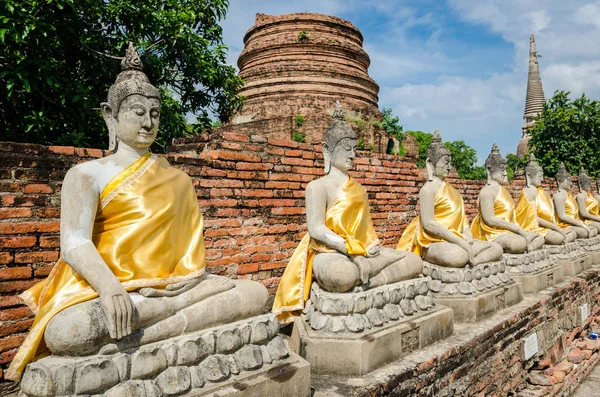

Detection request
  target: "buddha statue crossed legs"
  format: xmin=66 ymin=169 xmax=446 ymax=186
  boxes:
xmin=553 ymin=162 xmax=596 ymax=238
xmin=471 ymin=144 xmax=544 ymax=254
xmin=272 ymin=103 xmax=423 ymax=323
xmin=518 ymin=154 xmax=576 ymax=245
xmin=6 ymin=45 xmax=267 ymax=381
xmin=576 ymin=168 xmax=600 ymax=232
xmin=397 ymin=131 xmax=503 ymax=267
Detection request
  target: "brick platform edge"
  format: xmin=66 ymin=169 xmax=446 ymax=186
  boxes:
xmin=0 ymin=136 xmax=595 ymax=385
xmin=312 ymin=268 xmax=600 ymax=397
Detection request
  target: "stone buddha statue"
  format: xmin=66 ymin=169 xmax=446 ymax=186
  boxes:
xmin=272 ymin=103 xmax=423 ymax=323
xmin=7 ymin=44 xmax=268 ymax=382
xmin=471 ymin=143 xmax=545 ymax=253
xmin=553 ymin=162 xmax=596 ymax=238
xmin=576 ymin=167 xmax=600 ymax=232
xmin=596 ymin=177 xmax=600 ymax=203
xmin=517 ymin=154 xmax=576 ymax=244
xmin=397 ymin=131 xmax=503 ymax=267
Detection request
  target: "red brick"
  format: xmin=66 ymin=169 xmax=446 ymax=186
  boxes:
xmin=0 ymin=350 xmax=17 ymax=365
xmin=22 ymin=184 xmax=53 ymax=194
xmin=200 ymin=150 xmax=261 ymax=163
xmin=0 ymin=319 xmax=33 ymax=337
xmin=0 ymin=221 xmax=60 ymax=234
xmin=0 ymin=252 xmax=13 ymax=264
xmin=0 ymin=236 xmax=36 ymax=248
xmin=0 ymin=280 xmax=37 ymax=293
xmin=0 ymin=208 xmax=32 ymax=220
xmin=267 ymin=138 xmax=298 ymax=148
xmin=0 ymin=267 xmax=32 ymax=280
xmin=241 ymin=189 xmax=273 ymax=198
xmin=259 ymin=262 xmax=286 ymax=270
xmin=39 ymin=235 xmax=60 ymax=248
xmin=237 ymin=263 xmax=259 ymax=275
xmin=0 ymin=307 xmax=33 ymax=322
xmin=0 ymin=335 xmax=27 ymax=353
xmin=0 ymin=296 xmax=23 ymax=308
xmin=236 ymin=162 xmax=273 ymax=171
xmin=34 ymin=265 xmax=54 ymax=277
xmin=281 ymin=157 xmax=313 ymax=167
xmin=14 ymin=251 xmax=59 ymax=263
xmin=567 ymin=348 xmax=586 ymax=364
xmin=223 ymin=132 xmax=249 ymax=142
xmin=48 ymin=146 xmax=75 ymax=155
xmin=36 ymin=208 xmax=60 ymax=218
xmin=272 ymin=207 xmax=305 ymax=215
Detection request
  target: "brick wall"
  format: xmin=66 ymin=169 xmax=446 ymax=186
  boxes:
xmin=0 ymin=135 xmax=590 ymax=383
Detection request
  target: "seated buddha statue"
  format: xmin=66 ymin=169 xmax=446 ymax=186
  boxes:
xmin=272 ymin=103 xmax=423 ymax=323
xmin=517 ymin=154 xmax=576 ymax=244
xmin=471 ymin=143 xmax=544 ymax=254
xmin=596 ymin=177 xmax=600 ymax=203
xmin=397 ymin=131 xmax=503 ymax=267
xmin=6 ymin=44 xmax=268 ymax=381
xmin=575 ymin=168 xmax=600 ymax=232
xmin=553 ymin=162 xmax=595 ymax=238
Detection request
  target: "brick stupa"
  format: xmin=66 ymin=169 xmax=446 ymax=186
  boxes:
xmin=233 ymin=13 xmax=386 ymax=149
xmin=517 ymin=34 xmax=545 ymax=157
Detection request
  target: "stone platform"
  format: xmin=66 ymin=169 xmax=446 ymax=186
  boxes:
xmin=423 ymin=260 xmax=523 ymax=322
xmin=503 ymin=249 xmax=564 ymax=293
xmin=19 ymin=314 xmax=311 ymax=397
xmin=579 ymin=236 xmax=600 ymax=267
xmin=290 ymin=278 xmax=453 ymax=375
xmin=546 ymin=242 xmax=587 ymax=277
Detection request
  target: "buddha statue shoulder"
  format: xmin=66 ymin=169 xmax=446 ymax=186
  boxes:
xmin=553 ymin=162 xmax=595 ymax=238
xmin=272 ymin=103 xmax=423 ymax=323
xmin=518 ymin=154 xmax=575 ymax=244
xmin=471 ymin=143 xmax=544 ymax=254
xmin=595 ymin=177 xmax=600 ymax=203
xmin=575 ymin=167 xmax=600 ymax=232
xmin=397 ymin=131 xmax=503 ymax=267
xmin=6 ymin=44 xmax=268 ymax=381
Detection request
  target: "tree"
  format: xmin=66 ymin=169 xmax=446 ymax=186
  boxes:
xmin=405 ymin=131 xmax=486 ymax=180
xmin=381 ymin=107 xmax=403 ymax=139
xmin=505 ymin=153 xmax=527 ymax=181
xmin=530 ymin=90 xmax=600 ymax=177
xmin=0 ymin=0 xmax=243 ymax=151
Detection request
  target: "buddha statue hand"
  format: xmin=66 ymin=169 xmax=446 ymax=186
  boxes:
xmin=139 ymin=276 xmax=206 ymax=298
xmin=353 ymin=256 xmax=370 ymax=284
xmin=98 ymin=279 xmax=136 ymax=341
xmin=367 ymin=244 xmax=381 ymax=257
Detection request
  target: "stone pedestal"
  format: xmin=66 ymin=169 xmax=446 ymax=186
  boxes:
xmin=579 ymin=236 xmax=600 ymax=267
xmin=20 ymin=314 xmax=311 ymax=397
xmin=423 ymin=260 xmax=523 ymax=322
xmin=292 ymin=278 xmax=453 ymax=375
xmin=503 ymin=250 xmax=564 ymax=293
xmin=546 ymin=242 xmax=586 ymax=277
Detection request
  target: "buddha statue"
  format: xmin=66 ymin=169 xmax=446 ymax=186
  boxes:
xmin=576 ymin=167 xmax=600 ymax=232
xmin=517 ymin=154 xmax=576 ymax=244
xmin=553 ymin=162 xmax=596 ymax=238
xmin=6 ymin=44 xmax=268 ymax=382
xmin=596 ymin=177 xmax=600 ymax=203
xmin=272 ymin=103 xmax=423 ymax=323
xmin=471 ymin=143 xmax=545 ymax=253
xmin=397 ymin=131 xmax=503 ymax=267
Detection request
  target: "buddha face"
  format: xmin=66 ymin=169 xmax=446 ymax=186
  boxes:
xmin=489 ymin=162 xmax=508 ymax=183
xmin=434 ymin=154 xmax=452 ymax=179
xmin=580 ymin=178 xmax=591 ymax=191
xmin=103 ymin=94 xmax=160 ymax=149
xmin=329 ymin=137 xmax=357 ymax=172
xmin=559 ymin=176 xmax=572 ymax=190
xmin=528 ymin=170 xmax=543 ymax=187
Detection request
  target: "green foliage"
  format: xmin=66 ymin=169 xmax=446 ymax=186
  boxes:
xmin=0 ymin=0 xmax=243 ymax=150
xmin=357 ymin=137 xmax=365 ymax=150
xmin=295 ymin=115 xmax=304 ymax=127
xmin=368 ymin=143 xmax=374 ymax=152
xmin=298 ymin=30 xmax=309 ymax=42
xmin=505 ymin=153 xmax=527 ymax=181
xmin=292 ymin=131 xmax=306 ymax=143
xmin=406 ymin=131 xmax=485 ymax=180
xmin=530 ymin=90 xmax=600 ymax=177
xmin=381 ymin=107 xmax=403 ymax=139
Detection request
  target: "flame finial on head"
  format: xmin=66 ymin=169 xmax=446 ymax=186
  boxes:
xmin=525 ymin=153 xmax=542 ymax=180
xmin=332 ymin=100 xmax=345 ymax=121
xmin=121 ymin=42 xmax=144 ymax=71
xmin=579 ymin=167 xmax=591 ymax=189
xmin=323 ymin=101 xmax=356 ymax=150
xmin=485 ymin=142 xmax=505 ymax=169
xmin=556 ymin=162 xmax=570 ymax=183
xmin=426 ymin=129 xmax=450 ymax=166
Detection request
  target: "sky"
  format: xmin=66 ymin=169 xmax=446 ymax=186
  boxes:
xmin=220 ymin=0 xmax=600 ymax=163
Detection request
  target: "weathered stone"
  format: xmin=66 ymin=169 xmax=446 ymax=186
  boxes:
xmin=383 ymin=303 xmax=401 ymax=320
xmin=113 ymin=353 xmax=131 ymax=382
xmin=235 ymin=345 xmax=264 ymax=371
xmin=21 ymin=364 xmax=54 ymax=397
xmin=190 ymin=365 xmax=206 ymax=389
xmin=75 ymin=357 xmax=119 ymax=394
xmin=373 ymin=291 xmax=386 ymax=308
xmin=366 ymin=308 xmax=385 ymax=326
xmin=226 ymin=355 xmax=241 ymax=375
xmin=328 ymin=316 xmax=346 ymax=333
xmin=309 ymin=311 xmax=329 ymax=330
xmin=267 ymin=336 xmax=289 ymax=360
xmin=105 ymin=380 xmax=147 ymax=397
xmin=200 ymin=355 xmax=230 ymax=382
xmin=131 ymin=347 xmax=168 ymax=380
xmin=155 ymin=366 xmax=191 ymax=396
xmin=415 ymin=295 xmax=430 ymax=310
xmin=260 ymin=344 xmax=273 ymax=365
xmin=400 ymin=299 xmax=414 ymax=315
xmin=216 ymin=328 xmax=244 ymax=354
xmin=528 ymin=370 xmax=555 ymax=386
xmin=321 ymin=297 xmax=349 ymax=314
xmin=344 ymin=314 xmax=365 ymax=333
xmin=251 ymin=321 xmax=269 ymax=344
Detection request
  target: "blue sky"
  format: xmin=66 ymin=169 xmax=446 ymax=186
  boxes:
xmin=220 ymin=0 xmax=600 ymax=163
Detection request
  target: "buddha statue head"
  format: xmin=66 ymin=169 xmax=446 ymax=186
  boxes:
xmin=555 ymin=162 xmax=572 ymax=190
xmin=322 ymin=101 xmax=358 ymax=174
xmin=484 ymin=143 xmax=507 ymax=184
xmin=578 ymin=167 xmax=591 ymax=192
xmin=597 ymin=177 xmax=600 ymax=195
xmin=425 ymin=130 xmax=452 ymax=181
xmin=525 ymin=153 xmax=544 ymax=187
xmin=101 ymin=43 xmax=161 ymax=150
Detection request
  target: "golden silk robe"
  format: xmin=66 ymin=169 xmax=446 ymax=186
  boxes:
xmin=471 ymin=185 xmax=516 ymax=241
xmin=556 ymin=192 xmax=580 ymax=228
xmin=584 ymin=192 xmax=600 ymax=223
xmin=272 ymin=176 xmax=379 ymax=324
xmin=7 ymin=154 xmax=206 ymax=381
xmin=396 ymin=182 xmax=467 ymax=256
xmin=515 ymin=190 xmax=549 ymax=235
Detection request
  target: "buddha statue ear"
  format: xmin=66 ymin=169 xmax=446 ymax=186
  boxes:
xmin=425 ymin=158 xmax=435 ymax=181
xmin=485 ymin=165 xmax=493 ymax=185
xmin=101 ymin=102 xmax=117 ymax=151
xmin=322 ymin=142 xmax=331 ymax=174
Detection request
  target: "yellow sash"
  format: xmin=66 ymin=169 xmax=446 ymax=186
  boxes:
xmin=556 ymin=192 xmax=580 ymax=228
xmin=535 ymin=187 xmax=556 ymax=224
xmin=515 ymin=190 xmax=548 ymax=235
xmin=272 ymin=177 xmax=379 ymax=323
xmin=7 ymin=154 xmax=206 ymax=381
xmin=471 ymin=185 xmax=516 ymax=241
xmin=586 ymin=192 xmax=599 ymax=216
xmin=397 ymin=183 xmax=467 ymax=256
